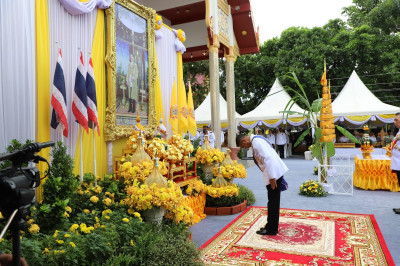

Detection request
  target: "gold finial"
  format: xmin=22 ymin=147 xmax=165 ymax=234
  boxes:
xmin=328 ymin=79 xmax=330 ymax=89
xmin=136 ymin=111 xmax=141 ymax=123
xmin=324 ymin=58 xmax=326 ymax=72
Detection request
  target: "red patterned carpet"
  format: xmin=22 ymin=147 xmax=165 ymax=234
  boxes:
xmin=200 ymin=207 xmax=394 ymax=265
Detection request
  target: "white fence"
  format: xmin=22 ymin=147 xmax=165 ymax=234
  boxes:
xmin=318 ymin=154 xmax=353 ymax=196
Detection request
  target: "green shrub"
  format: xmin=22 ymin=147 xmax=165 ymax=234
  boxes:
xmin=237 ymin=184 xmax=256 ymax=206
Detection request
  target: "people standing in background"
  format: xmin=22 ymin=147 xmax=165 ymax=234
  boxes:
xmin=369 ymin=132 xmax=377 ymax=143
xmin=339 ymin=134 xmax=349 ymax=143
xmin=276 ymin=128 xmax=287 ymax=159
xmin=199 ymin=125 xmax=216 ymax=147
xmin=266 ymin=129 xmax=276 ymax=150
xmin=390 ymin=113 xmax=400 ymax=214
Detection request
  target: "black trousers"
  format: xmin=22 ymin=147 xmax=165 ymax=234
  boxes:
xmin=265 ymin=177 xmax=282 ymax=232
xmin=396 ymin=171 xmax=400 ymax=185
xmin=277 ymin=145 xmax=285 ymax=158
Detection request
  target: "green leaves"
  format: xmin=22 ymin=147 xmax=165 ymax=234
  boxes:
xmin=311 ymin=98 xmax=322 ymax=113
xmin=336 ymin=125 xmax=360 ymax=144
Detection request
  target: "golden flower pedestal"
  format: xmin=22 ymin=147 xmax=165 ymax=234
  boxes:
xmin=361 ymin=149 xmax=373 ymax=159
xmin=142 ymin=207 xmax=166 ymax=224
xmin=203 ymin=164 xmax=214 ymax=180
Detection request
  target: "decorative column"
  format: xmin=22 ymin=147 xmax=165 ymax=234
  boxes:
xmin=225 ymin=48 xmax=237 ymax=149
xmin=208 ymin=36 xmax=221 ymax=149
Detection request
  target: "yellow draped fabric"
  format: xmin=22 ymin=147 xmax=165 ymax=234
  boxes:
xmin=36 ymin=0 xmax=51 ymax=202
xmin=187 ymin=82 xmax=197 ymax=136
xmin=169 ymin=80 xmax=178 ymax=134
xmin=154 ymin=44 xmax=164 ymax=123
xmin=183 ymin=192 xmax=206 ymax=224
xmin=177 ymin=52 xmax=188 ymax=135
xmin=287 ymin=117 xmax=306 ymax=123
xmin=73 ymin=10 xmax=107 ymax=178
xmin=378 ymin=114 xmax=396 ymax=119
xmin=353 ymin=155 xmax=400 ymax=192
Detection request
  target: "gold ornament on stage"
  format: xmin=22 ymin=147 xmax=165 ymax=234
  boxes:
xmin=145 ymin=156 xmax=168 ymax=188
xmin=131 ymin=133 xmax=151 ymax=165
xmin=212 ymin=165 xmax=228 ymax=188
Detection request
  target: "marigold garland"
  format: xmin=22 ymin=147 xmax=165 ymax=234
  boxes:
xmin=119 ymin=160 xmax=168 ymax=184
xmin=205 ymin=184 xmax=239 ymax=198
xmin=211 ymin=162 xmax=247 ymax=179
xmin=185 ymin=179 xmax=206 ymax=196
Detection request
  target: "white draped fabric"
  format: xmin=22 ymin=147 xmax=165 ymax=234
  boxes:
xmin=238 ymin=118 xmax=308 ymax=130
xmin=155 ymin=25 xmax=178 ymax=136
xmin=0 ymin=0 xmax=36 ymax=152
xmin=48 ymin=0 xmax=97 ymax=156
xmin=59 ymin=0 xmax=112 ymax=15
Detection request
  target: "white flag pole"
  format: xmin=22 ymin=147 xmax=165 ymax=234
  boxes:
xmin=80 ymin=126 xmax=83 ymax=182
xmin=93 ymin=129 xmax=97 ymax=186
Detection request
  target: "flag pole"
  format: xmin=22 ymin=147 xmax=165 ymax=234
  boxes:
xmin=80 ymin=126 xmax=83 ymax=182
xmin=93 ymin=129 xmax=97 ymax=186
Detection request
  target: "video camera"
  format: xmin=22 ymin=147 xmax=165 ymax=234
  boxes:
xmin=0 ymin=141 xmax=54 ymax=221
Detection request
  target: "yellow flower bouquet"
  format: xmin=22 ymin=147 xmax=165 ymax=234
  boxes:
xmin=205 ymin=184 xmax=239 ymax=198
xmin=165 ymin=204 xmax=195 ymax=226
xmin=126 ymin=131 xmax=140 ymax=152
xmin=168 ymin=134 xmax=194 ymax=156
xmin=145 ymin=138 xmax=167 ymax=160
xmin=124 ymin=180 xmax=184 ymax=211
xmin=195 ymin=147 xmax=225 ymax=166
xmin=119 ymin=160 xmax=168 ymax=184
xmin=299 ymin=179 xmax=327 ymax=197
xmin=165 ymin=144 xmax=184 ymax=165
xmin=211 ymin=162 xmax=247 ymax=180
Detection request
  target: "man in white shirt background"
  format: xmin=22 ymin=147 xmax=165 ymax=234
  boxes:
xmin=236 ymin=133 xmax=289 ymax=235
xmin=199 ymin=125 xmax=216 ymax=147
xmin=266 ymin=129 xmax=276 ymax=150
xmin=276 ymin=128 xmax=287 ymax=159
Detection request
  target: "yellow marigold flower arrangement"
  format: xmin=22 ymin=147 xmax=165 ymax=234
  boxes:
xmin=65 ymin=206 xmax=72 ymax=213
xmin=122 ymin=217 xmax=130 ymax=223
xmin=164 ymin=145 xmax=184 ymax=165
xmin=126 ymin=131 xmax=140 ymax=152
xmin=205 ymin=184 xmax=239 ymax=198
xmin=185 ymin=179 xmax=206 ymax=196
xmin=168 ymin=135 xmax=194 ymax=156
xmin=211 ymin=162 xmax=247 ymax=180
xmin=28 ymin=224 xmax=40 ymax=234
xmin=299 ymin=179 xmax=327 ymax=197
xmin=145 ymin=138 xmax=167 ymax=159
xmin=124 ymin=180 xmax=184 ymax=211
xmin=195 ymin=147 xmax=225 ymax=166
xmin=119 ymin=160 xmax=168 ymax=184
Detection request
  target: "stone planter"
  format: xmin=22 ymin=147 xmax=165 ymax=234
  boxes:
xmin=142 ymin=207 xmax=166 ymax=224
xmin=229 ymin=147 xmax=240 ymax=160
xmin=205 ymin=200 xmax=247 ymax=215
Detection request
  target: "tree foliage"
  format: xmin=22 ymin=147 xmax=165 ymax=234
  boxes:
xmin=184 ymin=1 xmax=400 ymax=115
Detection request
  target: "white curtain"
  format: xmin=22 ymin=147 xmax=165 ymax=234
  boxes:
xmin=47 ymin=0 xmax=97 ymax=157
xmin=0 ymin=0 xmax=36 ymax=152
xmin=155 ymin=25 xmax=177 ymax=136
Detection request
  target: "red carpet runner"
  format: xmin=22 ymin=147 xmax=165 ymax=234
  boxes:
xmin=200 ymin=207 xmax=394 ymax=265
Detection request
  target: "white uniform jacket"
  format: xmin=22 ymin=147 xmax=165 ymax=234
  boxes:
xmin=391 ymin=132 xmax=400 ymax=171
xmin=251 ymin=135 xmax=289 ymax=186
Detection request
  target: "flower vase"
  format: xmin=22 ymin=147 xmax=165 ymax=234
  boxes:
xmin=142 ymin=207 xmax=166 ymax=224
xmin=203 ymin=164 xmax=213 ymax=180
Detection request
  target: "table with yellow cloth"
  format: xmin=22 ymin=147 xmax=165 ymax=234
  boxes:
xmin=354 ymin=155 xmax=400 ymax=192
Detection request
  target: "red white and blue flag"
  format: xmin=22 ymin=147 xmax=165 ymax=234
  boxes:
xmin=86 ymin=57 xmax=100 ymax=135
xmin=50 ymin=48 xmax=68 ymax=137
xmin=72 ymin=51 xmax=89 ymax=133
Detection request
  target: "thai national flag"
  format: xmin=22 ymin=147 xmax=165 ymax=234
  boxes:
xmin=72 ymin=51 xmax=89 ymax=133
xmin=86 ymin=57 xmax=100 ymax=135
xmin=50 ymin=48 xmax=68 ymax=137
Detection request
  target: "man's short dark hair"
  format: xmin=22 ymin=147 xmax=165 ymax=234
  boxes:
xmin=236 ymin=134 xmax=248 ymax=147
xmin=396 ymin=112 xmax=400 ymax=116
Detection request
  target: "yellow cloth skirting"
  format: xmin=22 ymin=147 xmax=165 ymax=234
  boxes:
xmin=184 ymin=192 xmax=206 ymax=224
xmin=353 ymin=156 xmax=400 ymax=192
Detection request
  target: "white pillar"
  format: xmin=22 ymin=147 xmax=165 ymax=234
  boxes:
xmin=225 ymin=48 xmax=236 ymax=148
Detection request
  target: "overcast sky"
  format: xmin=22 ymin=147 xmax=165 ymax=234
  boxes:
xmin=251 ymin=0 xmax=353 ymax=42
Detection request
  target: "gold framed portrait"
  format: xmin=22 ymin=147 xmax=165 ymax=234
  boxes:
xmin=105 ymin=0 xmax=157 ymax=141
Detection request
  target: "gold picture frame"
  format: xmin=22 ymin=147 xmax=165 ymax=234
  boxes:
xmin=105 ymin=0 xmax=157 ymax=141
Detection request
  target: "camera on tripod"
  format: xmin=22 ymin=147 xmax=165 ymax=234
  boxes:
xmin=0 ymin=142 xmax=54 ymax=222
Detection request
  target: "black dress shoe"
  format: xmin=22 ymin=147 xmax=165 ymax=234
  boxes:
xmin=393 ymin=208 xmax=400 ymax=214
xmin=256 ymin=228 xmax=278 ymax=235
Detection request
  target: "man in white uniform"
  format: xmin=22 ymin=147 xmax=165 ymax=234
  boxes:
xmin=276 ymin=128 xmax=287 ymax=159
xmin=391 ymin=113 xmax=400 ymax=214
xmin=266 ymin=129 xmax=276 ymax=149
xmin=237 ymin=134 xmax=289 ymax=235
xmin=199 ymin=125 xmax=216 ymax=147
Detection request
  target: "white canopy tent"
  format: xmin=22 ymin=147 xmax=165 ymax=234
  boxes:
xmin=195 ymin=93 xmax=241 ymax=130
xmin=237 ymin=79 xmax=308 ymax=129
xmin=332 ymin=71 xmax=400 ymax=125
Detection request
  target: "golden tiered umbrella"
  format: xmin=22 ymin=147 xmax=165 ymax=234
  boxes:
xmin=221 ymin=148 xmax=234 ymax=166
xmin=319 ymin=61 xmax=336 ymax=143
